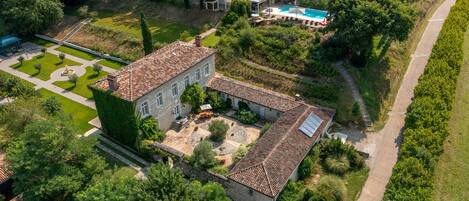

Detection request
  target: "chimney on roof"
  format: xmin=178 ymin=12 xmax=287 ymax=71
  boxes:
xmin=195 ymin=35 xmax=202 ymax=47
xmin=107 ymin=74 xmax=119 ymax=91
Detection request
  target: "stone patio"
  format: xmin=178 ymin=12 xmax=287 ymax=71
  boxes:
xmin=163 ymin=115 xmax=261 ymax=166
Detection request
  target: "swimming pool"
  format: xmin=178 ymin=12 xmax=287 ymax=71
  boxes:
xmin=278 ymin=5 xmax=328 ymax=21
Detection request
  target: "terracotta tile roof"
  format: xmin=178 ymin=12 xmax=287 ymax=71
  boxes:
xmin=93 ymin=41 xmax=215 ymax=101
xmin=0 ymin=151 xmax=12 ymax=184
xmin=228 ymin=104 xmax=334 ymax=198
xmin=207 ymin=75 xmax=301 ymax=112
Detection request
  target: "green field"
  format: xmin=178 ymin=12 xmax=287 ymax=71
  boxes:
xmin=53 ymin=66 xmax=108 ymax=99
xmin=97 ymin=59 xmax=126 ymax=70
xmin=433 ymin=25 xmax=469 ymax=201
xmin=38 ymin=88 xmax=96 ymax=134
xmin=55 ymin=46 xmax=96 ymax=61
xmin=93 ymin=11 xmax=199 ymax=43
xmin=202 ymin=33 xmax=220 ymax=47
xmin=10 ymin=53 xmax=82 ymax=81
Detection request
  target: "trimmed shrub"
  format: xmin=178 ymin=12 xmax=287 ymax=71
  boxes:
xmin=298 ymin=156 xmax=313 ymax=180
xmin=206 ymin=92 xmax=224 ymax=110
xmin=235 ymin=109 xmax=258 ymax=125
xmin=384 ymin=0 xmax=469 ymax=199
xmin=324 ymin=155 xmax=350 ymax=175
xmin=208 ymin=120 xmax=229 ymax=142
xmin=41 ymin=96 xmax=62 ymax=116
xmin=237 ymin=101 xmax=250 ymax=111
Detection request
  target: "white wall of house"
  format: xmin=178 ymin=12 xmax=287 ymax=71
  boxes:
xmin=135 ymin=54 xmax=216 ymax=130
xmin=219 ymin=93 xmax=282 ymax=122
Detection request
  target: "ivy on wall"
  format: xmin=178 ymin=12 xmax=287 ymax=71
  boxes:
xmin=91 ymin=87 xmax=140 ymax=147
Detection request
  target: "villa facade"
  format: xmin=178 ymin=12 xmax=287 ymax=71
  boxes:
xmin=93 ymin=38 xmax=334 ymax=201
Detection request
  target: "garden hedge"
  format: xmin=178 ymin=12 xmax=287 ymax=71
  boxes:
xmin=91 ymin=87 xmax=140 ymax=147
xmin=384 ymin=0 xmax=469 ymax=200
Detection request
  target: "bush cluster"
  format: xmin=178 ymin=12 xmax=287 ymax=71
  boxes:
xmin=208 ymin=120 xmax=229 ymax=142
xmin=384 ymin=0 xmax=469 ymax=200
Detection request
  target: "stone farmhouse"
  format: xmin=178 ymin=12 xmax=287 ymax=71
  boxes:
xmin=92 ymin=38 xmax=334 ymax=201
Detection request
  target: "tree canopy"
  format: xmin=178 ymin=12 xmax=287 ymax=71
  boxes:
xmin=6 ymin=118 xmax=107 ymax=201
xmin=140 ymin=13 xmax=153 ymax=55
xmin=181 ymin=83 xmax=206 ymax=113
xmin=0 ymin=0 xmax=64 ymax=35
xmin=326 ymin=0 xmax=414 ymax=56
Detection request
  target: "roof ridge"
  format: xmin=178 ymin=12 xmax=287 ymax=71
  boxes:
xmin=261 ymin=161 xmax=275 ymax=196
xmin=262 ymin=105 xmax=311 ymax=164
xmin=216 ymin=75 xmax=296 ymax=101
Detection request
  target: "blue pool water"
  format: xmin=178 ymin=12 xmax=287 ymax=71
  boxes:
xmin=279 ymin=5 xmax=328 ymax=21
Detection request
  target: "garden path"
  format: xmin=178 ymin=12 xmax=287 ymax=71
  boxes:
xmin=332 ymin=62 xmax=373 ymax=129
xmin=357 ymin=0 xmax=456 ymax=200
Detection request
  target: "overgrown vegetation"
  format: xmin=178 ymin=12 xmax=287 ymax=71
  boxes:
xmin=277 ymin=139 xmax=367 ymax=201
xmin=190 ymin=141 xmax=218 ymax=170
xmin=384 ymin=0 xmax=469 ymax=199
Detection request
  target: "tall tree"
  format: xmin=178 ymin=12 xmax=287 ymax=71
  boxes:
xmin=140 ymin=13 xmax=153 ymax=55
xmin=75 ymin=169 xmax=139 ymax=201
xmin=6 ymin=118 xmax=107 ymax=201
xmin=136 ymin=162 xmax=197 ymax=201
xmin=0 ymin=0 xmax=64 ymax=35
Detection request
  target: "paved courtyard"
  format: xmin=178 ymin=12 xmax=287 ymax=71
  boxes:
xmin=163 ymin=115 xmax=261 ymax=166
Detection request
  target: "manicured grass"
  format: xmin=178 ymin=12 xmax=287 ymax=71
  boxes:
xmin=93 ymin=11 xmax=199 ymax=43
xmin=31 ymin=38 xmax=56 ymax=47
xmin=55 ymin=46 xmax=96 ymax=61
xmin=38 ymin=88 xmax=96 ymax=134
xmin=53 ymin=66 xmax=108 ymax=99
xmin=345 ymin=168 xmax=370 ymax=201
xmin=433 ymin=25 xmax=469 ymax=201
xmin=97 ymin=59 xmax=126 ymax=70
xmin=202 ymin=33 xmax=220 ymax=47
xmin=0 ymin=69 xmax=35 ymax=88
xmin=10 ymin=52 xmax=82 ymax=81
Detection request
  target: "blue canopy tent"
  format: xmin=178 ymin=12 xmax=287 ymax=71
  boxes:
xmin=0 ymin=35 xmax=21 ymax=52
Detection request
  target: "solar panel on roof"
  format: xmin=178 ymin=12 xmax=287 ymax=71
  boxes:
xmin=299 ymin=113 xmax=323 ymax=137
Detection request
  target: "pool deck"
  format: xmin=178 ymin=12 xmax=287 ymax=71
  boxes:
xmin=262 ymin=6 xmax=327 ymax=22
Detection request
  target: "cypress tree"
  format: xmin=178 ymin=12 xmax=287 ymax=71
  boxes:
xmin=140 ymin=13 xmax=153 ymax=55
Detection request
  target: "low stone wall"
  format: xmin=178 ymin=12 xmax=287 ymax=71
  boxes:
xmin=34 ymin=34 xmax=131 ymax=65
xmin=175 ymin=160 xmax=229 ymax=185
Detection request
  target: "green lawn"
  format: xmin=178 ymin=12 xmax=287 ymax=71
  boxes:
xmin=31 ymin=38 xmax=56 ymax=47
xmin=10 ymin=52 xmax=82 ymax=81
xmin=53 ymin=66 xmax=108 ymax=99
xmin=55 ymin=46 xmax=96 ymax=61
xmin=38 ymin=88 xmax=96 ymax=134
xmin=0 ymin=70 xmax=35 ymax=88
xmin=93 ymin=11 xmax=199 ymax=43
xmin=98 ymin=138 xmax=147 ymax=168
xmin=97 ymin=59 xmax=126 ymax=70
xmin=202 ymin=33 xmax=220 ymax=47
xmin=433 ymin=25 xmax=469 ymax=201
xmin=345 ymin=168 xmax=370 ymax=201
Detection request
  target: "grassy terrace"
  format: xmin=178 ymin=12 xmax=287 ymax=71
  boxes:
xmin=10 ymin=52 xmax=82 ymax=81
xmin=38 ymin=88 xmax=96 ymax=134
xmin=93 ymin=10 xmax=199 ymax=43
xmin=53 ymin=66 xmax=108 ymax=99
xmin=97 ymin=59 xmax=126 ymax=70
xmin=98 ymin=138 xmax=147 ymax=168
xmin=55 ymin=46 xmax=96 ymax=61
xmin=433 ymin=25 xmax=469 ymax=200
xmin=202 ymin=33 xmax=220 ymax=47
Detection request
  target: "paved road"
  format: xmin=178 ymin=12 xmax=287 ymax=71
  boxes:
xmin=357 ymin=0 xmax=456 ymax=200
